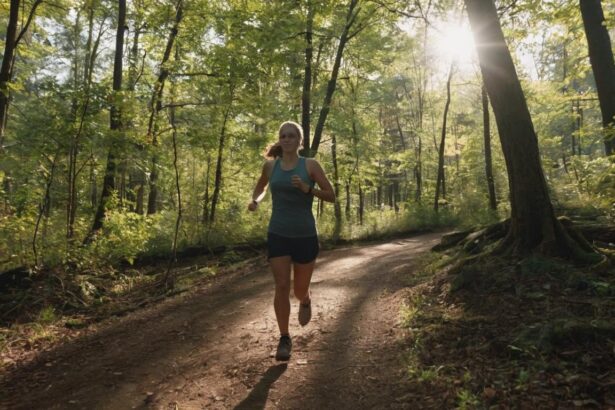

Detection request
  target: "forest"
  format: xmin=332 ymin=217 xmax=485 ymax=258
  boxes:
xmin=1 ymin=0 xmax=615 ymax=408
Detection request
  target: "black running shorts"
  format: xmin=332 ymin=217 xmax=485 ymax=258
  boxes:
xmin=267 ymin=232 xmax=319 ymax=264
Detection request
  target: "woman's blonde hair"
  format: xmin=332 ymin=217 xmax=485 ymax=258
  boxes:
xmin=263 ymin=121 xmax=304 ymax=159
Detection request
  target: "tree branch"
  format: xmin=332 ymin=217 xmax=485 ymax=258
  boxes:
xmin=15 ymin=0 xmax=44 ymax=47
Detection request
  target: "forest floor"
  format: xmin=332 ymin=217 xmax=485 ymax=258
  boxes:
xmin=1 ymin=230 xmax=615 ymax=409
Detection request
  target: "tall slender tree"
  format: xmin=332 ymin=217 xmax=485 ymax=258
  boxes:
xmin=147 ymin=0 xmax=183 ymax=215
xmin=88 ymin=0 xmax=127 ymax=239
xmin=434 ymin=63 xmax=454 ymax=211
xmin=301 ymin=0 xmax=314 ymax=152
xmin=310 ymin=0 xmax=361 ymax=156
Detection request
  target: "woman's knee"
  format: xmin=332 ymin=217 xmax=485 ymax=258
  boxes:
xmin=275 ymin=282 xmax=291 ymax=295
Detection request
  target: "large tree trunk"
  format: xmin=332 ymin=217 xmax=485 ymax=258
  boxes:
xmin=88 ymin=0 xmax=126 ymax=239
xmin=147 ymin=0 xmax=183 ymax=215
xmin=482 ymin=84 xmax=497 ymax=210
xmin=465 ymin=0 xmax=597 ymax=260
xmin=301 ymin=0 xmax=314 ymax=152
xmin=310 ymin=0 xmax=360 ymax=156
xmin=579 ymin=0 xmax=615 ymax=156
xmin=434 ymin=64 xmax=453 ymax=211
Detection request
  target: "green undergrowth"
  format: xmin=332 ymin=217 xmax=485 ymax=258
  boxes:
xmin=398 ymin=251 xmax=615 ymax=408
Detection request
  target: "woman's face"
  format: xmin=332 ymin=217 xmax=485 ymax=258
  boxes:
xmin=278 ymin=125 xmax=301 ymax=153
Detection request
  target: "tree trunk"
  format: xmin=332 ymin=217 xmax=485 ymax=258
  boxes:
xmin=331 ymin=134 xmax=342 ymax=240
xmin=0 ymin=0 xmax=42 ymax=152
xmin=434 ymin=64 xmax=453 ymax=211
xmin=0 ymin=0 xmax=19 ymax=152
xmin=202 ymin=155 xmax=211 ymax=225
xmin=579 ymin=0 xmax=615 ymax=156
xmin=33 ymin=151 xmax=60 ymax=266
xmin=88 ymin=0 xmax=126 ymax=238
xmin=345 ymin=179 xmax=351 ymax=220
xmin=163 ymin=74 xmax=182 ymax=288
xmin=301 ymin=0 xmax=314 ymax=152
xmin=358 ymin=184 xmax=364 ymax=225
xmin=89 ymin=162 xmax=97 ymax=208
xmin=310 ymin=0 xmax=360 ymax=156
xmin=482 ymin=84 xmax=497 ymax=210
xmin=127 ymin=5 xmax=146 ymax=213
xmin=209 ymin=103 xmax=232 ymax=224
xmin=395 ymin=114 xmax=410 ymax=204
xmin=147 ymin=0 xmax=183 ymax=215
xmin=67 ymin=7 xmax=102 ymax=239
xmin=465 ymin=0 xmax=598 ymax=261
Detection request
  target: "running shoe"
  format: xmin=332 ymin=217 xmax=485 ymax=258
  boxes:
xmin=275 ymin=335 xmax=292 ymax=361
xmin=298 ymin=301 xmax=312 ymax=326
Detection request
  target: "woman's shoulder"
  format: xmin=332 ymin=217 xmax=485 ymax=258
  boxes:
xmin=304 ymin=157 xmax=322 ymax=168
xmin=262 ymin=159 xmax=276 ymax=176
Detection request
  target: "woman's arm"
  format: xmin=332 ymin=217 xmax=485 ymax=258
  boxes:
xmin=304 ymin=159 xmax=336 ymax=203
xmin=248 ymin=161 xmax=272 ymax=211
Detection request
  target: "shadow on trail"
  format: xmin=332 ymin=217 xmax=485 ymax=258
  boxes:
xmin=234 ymin=363 xmax=288 ymax=410
xmin=278 ymin=237 xmax=440 ymax=409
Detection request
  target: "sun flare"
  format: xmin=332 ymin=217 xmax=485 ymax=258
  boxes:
xmin=434 ymin=22 xmax=476 ymax=63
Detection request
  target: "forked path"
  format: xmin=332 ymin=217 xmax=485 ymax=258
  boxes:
xmin=1 ymin=232 xmax=442 ymax=409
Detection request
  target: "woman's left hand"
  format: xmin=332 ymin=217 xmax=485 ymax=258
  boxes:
xmin=291 ymin=175 xmax=310 ymax=193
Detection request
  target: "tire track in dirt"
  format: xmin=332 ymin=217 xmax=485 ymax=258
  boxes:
xmin=0 ymin=232 xmax=442 ymax=409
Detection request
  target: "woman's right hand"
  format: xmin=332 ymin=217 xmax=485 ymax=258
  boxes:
xmin=247 ymin=200 xmax=258 ymax=212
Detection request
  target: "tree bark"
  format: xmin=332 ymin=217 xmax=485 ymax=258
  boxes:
xmin=482 ymin=84 xmax=497 ymax=210
xmin=579 ymin=0 xmax=615 ymax=156
xmin=88 ymin=0 xmax=126 ymax=238
xmin=465 ymin=0 xmax=598 ymax=261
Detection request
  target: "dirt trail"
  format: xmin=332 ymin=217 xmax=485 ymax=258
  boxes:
xmin=1 ymin=232 xmax=442 ymax=410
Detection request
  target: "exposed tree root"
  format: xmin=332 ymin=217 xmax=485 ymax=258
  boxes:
xmin=435 ymin=218 xmax=612 ymax=269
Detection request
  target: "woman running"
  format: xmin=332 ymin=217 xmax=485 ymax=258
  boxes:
xmin=248 ymin=121 xmax=335 ymax=361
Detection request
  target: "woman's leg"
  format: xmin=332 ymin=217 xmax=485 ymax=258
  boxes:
xmin=269 ymin=256 xmax=292 ymax=335
xmin=293 ymin=260 xmax=315 ymax=304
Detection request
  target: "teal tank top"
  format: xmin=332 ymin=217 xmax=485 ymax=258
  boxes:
xmin=268 ymin=157 xmax=317 ymax=237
